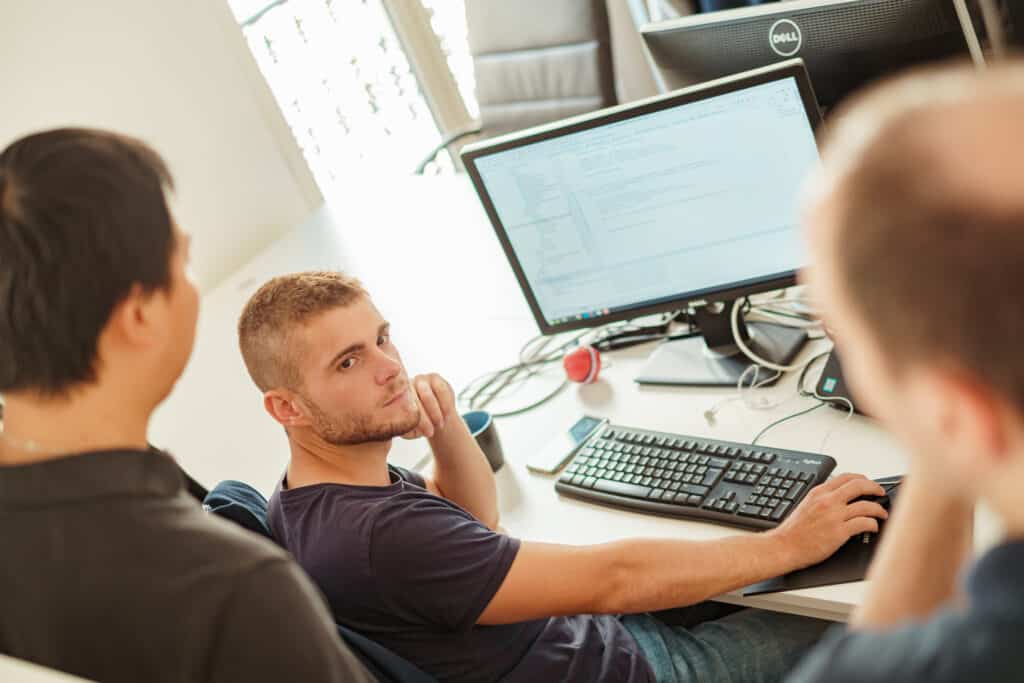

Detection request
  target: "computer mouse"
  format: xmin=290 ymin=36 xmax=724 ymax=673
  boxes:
xmin=851 ymin=476 xmax=901 ymax=541
xmin=852 ymin=492 xmax=891 ymax=511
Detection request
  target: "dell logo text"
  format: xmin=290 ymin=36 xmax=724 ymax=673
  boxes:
xmin=769 ymin=19 xmax=803 ymax=57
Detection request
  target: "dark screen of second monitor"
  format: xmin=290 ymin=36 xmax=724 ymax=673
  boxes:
xmin=642 ymin=0 xmax=977 ymax=112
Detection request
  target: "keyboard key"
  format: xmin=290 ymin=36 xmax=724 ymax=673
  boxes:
xmin=739 ymin=504 xmax=762 ymax=517
xmin=771 ymin=501 xmax=791 ymax=521
xmin=799 ymin=471 xmax=814 ymax=482
xmin=680 ymin=483 xmax=710 ymax=497
xmin=649 ymin=488 xmax=665 ymax=500
xmin=744 ymin=473 xmax=759 ymax=484
xmin=593 ymin=480 xmax=650 ymax=498
xmin=758 ymin=508 xmax=773 ymax=519
xmin=703 ymin=468 xmax=724 ymax=487
xmin=710 ymin=458 xmax=730 ymax=468
xmin=785 ymin=482 xmax=805 ymax=501
xmin=687 ymin=495 xmax=703 ymax=505
xmin=582 ymin=477 xmax=597 ymax=489
xmin=674 ymin=493 xmax=693 ymax=505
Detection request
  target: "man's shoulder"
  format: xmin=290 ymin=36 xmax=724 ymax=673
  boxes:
xmin=787 ymin=602 xmax=1024 ymax=683
xmin=162 ymin=491 xmax=292 ymax=573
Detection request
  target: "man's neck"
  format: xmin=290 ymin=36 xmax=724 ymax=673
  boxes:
xmin=978 ymin=447 xmax=1024 ymax=541
xmin=0 ymin=389 xmax=151 ymax=466
xmin=285 ymin=431 xmax=393 ymax=489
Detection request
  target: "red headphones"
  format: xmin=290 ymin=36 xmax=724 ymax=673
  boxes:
xmin=563 ymin=345 xmax=602 ymax=384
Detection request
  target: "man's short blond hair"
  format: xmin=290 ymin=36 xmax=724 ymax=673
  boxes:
xmin=238 ymin=271 xmax=366 ymax=392
xmin=817 ymin=59 xmax=1024 ymax=408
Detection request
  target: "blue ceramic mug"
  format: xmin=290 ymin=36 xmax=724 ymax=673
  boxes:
xmin=462 ymin=410 xmax=504 ymax=472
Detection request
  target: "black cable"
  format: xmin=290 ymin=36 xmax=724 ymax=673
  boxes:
xmin=751 ymin=403 xmax=826 ymax=445
xmin=459 ymin=328 xmax=590 ymax=414
xmin=460 ymin=315 xmax=675 ymax=417
xmin=797 ymin=350 xmax=832 ymax=397
xmin=487 ymin=379 xmax=569 ymax=417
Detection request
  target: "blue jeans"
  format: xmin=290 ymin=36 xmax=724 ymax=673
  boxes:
xmin=622 ymin=607 xmax=829 ymax=683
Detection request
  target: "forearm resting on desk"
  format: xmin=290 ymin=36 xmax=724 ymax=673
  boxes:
xmin=479 ymin=473 xmax=888 ymax=625
xmin=851 ymin=473 xmax=973 ymax=629
xmin=478 ymin=532 xmax=800 ymax=625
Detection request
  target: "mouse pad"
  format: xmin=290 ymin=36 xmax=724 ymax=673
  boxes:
xmin=743 ymin=476 xmax=902 ymax=596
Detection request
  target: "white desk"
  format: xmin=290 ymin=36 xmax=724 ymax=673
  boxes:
xmin=0 ymin=655 xmax=93 ymax=682
xmin=152 ymin=175 xmax=1000 ymax=623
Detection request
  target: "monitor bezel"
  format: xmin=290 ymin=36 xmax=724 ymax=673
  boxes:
xmin=461 ymin=59 xmax=823 ymax=336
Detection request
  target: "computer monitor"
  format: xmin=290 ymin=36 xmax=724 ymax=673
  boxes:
xmin=462 ymin=60 xmax=822 ymax=386
xmin=641 ymin=0 xmax=979 ymax=110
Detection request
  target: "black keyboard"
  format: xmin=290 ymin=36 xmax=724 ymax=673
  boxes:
xmin=556 ymin=424 xmax=836 ymax=530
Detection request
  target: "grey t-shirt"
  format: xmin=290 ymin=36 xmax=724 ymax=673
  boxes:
xmin=0 ymin=449 xmax=373 ymax=683
xmin=786 ymin=540 xmax=1024 ymax=683
xmin=268 ymin=466 xmax=654 ymax=683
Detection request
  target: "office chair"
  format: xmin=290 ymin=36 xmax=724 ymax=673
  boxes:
xmin=203 ymin=481 xmax=439 ymax=683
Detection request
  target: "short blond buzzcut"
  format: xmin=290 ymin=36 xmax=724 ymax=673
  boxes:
xmin=818 ymin=60 xmax=1024 ymax=409
xmin=238 ymin=271 xmax=367 ymax=392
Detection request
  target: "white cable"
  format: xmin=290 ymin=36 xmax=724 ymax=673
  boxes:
xmin=703 ymin=364 xmax=785 ymax=425
xmin=730 ymin=298 xmax=816 ymax=373
xmin=952 ymin=0 xmax=988 ymax=69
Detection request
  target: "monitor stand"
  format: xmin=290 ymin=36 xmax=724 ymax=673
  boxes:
xmin=634 ymin=300 xmax=808 ymax=387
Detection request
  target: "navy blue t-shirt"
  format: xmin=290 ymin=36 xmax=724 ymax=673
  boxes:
xmin=268 ymin=465 xmax=654 ymax=683
xmin=786 ymin=540 xmax=1024 ymax=683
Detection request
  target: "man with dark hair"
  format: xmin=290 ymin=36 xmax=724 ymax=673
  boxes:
xmin=238 ymin=270 xmax=890 ymax=683
xmin=0 ymin=128 xmax=373 ymax=683
xmin=786 ymin=63 xmax=1024 ymax=682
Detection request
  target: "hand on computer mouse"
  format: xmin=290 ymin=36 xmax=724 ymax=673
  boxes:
xmin=850 ymin=493 xmax=891 ymax=512
xmin=770 ymin=473 xmax=889 ymax=569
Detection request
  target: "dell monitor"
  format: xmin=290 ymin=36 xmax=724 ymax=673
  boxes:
xmin=641 ymin=0 xmax=979 ymax=110
xmin=462 ymin=60 xmax=822 ymax=386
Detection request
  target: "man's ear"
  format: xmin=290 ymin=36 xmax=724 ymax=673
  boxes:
xmin=106 ymin=283 xmax=164 ymax=349
xmin=263 ymin=389 xmax=314 ymax=429
xmin=930 ymin=367 xmax=1011 ymax=471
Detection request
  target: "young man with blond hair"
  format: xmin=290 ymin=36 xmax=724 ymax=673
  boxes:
xmin=238 ymin=270 xmax=889 ymax=683
xmin=786 ymin=62 xmax=1024 ymax=682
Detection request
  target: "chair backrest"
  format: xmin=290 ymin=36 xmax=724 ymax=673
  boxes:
xmin=204 ymin=481 xmax=438 ymax=683
xmin=465 ymin=0 xmax=617 ymax=138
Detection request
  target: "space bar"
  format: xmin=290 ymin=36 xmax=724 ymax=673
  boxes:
xmin=592 ymin=480 xmax=651 ymax=499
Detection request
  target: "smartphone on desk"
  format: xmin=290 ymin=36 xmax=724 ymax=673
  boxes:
xmin=526 ymin=415 xmax=607 ymax=474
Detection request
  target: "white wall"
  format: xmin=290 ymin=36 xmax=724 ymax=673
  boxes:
xmin=0 ymin=0 xmax=321 ymax=291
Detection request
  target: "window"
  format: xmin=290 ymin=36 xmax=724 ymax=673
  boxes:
xmin=227 ymin=0 xmax=478 ymax=190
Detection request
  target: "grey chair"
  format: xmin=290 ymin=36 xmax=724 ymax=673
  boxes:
xmin=464 ymin=0 xmax=618 ymax=139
